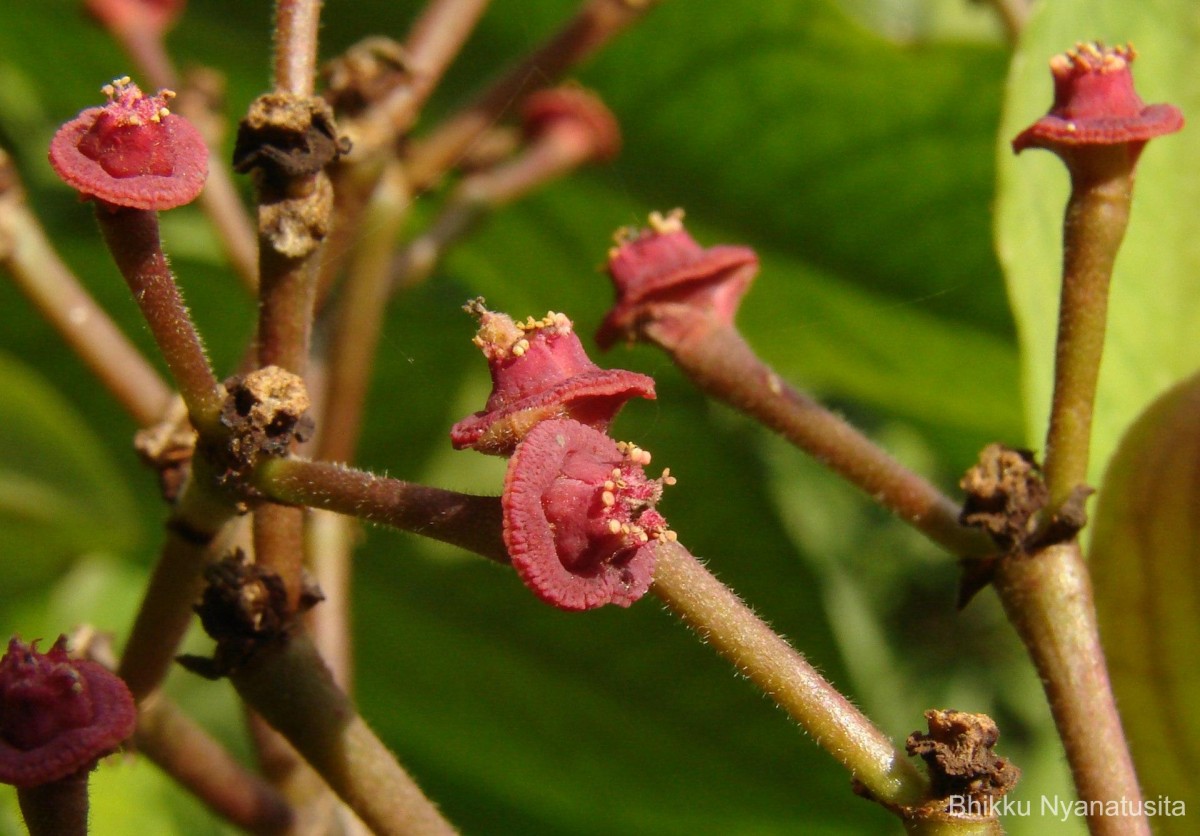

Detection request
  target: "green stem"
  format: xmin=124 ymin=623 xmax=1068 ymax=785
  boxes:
xmin=659 ymin=322 xmax=989 ymax=557
xmin=94 ymin=206 xmax=224 ymax=431
xmin=231 ymin=632 xmax=456 ymax=835
xmin=651 ymin=540 xmax=929 ymax=808
xmin=993 ymin=543 xmax=1146 ymax=835
xmin=1042 ymin=157 xmax=1133 ymax=511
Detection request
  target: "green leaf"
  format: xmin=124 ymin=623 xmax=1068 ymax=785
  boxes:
xmin=0 ymin=353 xmax=140 ymax=587
xmin=1090 ymin=373 xmax=1200 ymax=831
xmin=995 ymin=0 xmax=1200 ymax=484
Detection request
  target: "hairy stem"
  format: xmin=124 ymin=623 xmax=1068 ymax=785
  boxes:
xmin=231 ymin=631 xmax=456 ymax=835
xmin=651 ymin=539 xmax=928 ymax=808
xmin=1042 ymin=158 xmax=1133 ymax=511
xmin=273 ymin=0 xmax=323 ymax=98
xmin=118 ymin=457 xmax=239 ymax=701
xmin=95 ymin=206 xmax=223 ymax=432
xmin=659 ymin=322 xmax=989 ymax=557
xmin=348 ymin=0 xmax=494 ymax=158
xmin=993 ymin=543 xmax=1146 ymax=835
xmin=17 ymin=772 xmax=89 ymax=836
xmin=137 ymin=695 xmax=295 ymax=834
xmin=253 ymin=457 xmax=508 ymax=563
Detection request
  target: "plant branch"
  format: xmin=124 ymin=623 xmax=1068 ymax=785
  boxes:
xmin=252 ymin=457 xmax=508 ymax=563
xmin=94 ymin=206 xmax=224 ymax=432
xmin=273 ymin=0 xmax=324 ymax=98
xmin=0 ymin=166 xmax=171 ymax=427
xmin=231 ymin=631 xmax=456 ymax=835
xmin=992 ymin=543 xmax=1146 ymax=835
xmin=405 ymin=0 xmax=663 ymax=188
xmin=118 ymin=457 xmax=240 ymax=701
xmin=1041 ymin=160 xmax=1132 ymax=512
xmin=347 ymin=0 xmax=494 ymax=159
xmin=656 ymin=322 xmax=990 ymax=557
xmin=136 ymin=693 xmax=295 ymax=834
xmin=651 ymin=539 xmax=929 ymax=809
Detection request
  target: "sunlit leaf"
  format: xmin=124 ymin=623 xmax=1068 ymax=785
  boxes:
xmin=1090 ymin=373 xmax=1200 ymax=833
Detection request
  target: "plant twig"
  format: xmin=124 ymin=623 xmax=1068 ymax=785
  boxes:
xmin=231 ymin=631 xmax=457 ymax=836
xmin=273 ymin=0 xmax=324 ymax=98
xmin=0 ymin=165 xmax=171 ymax=427
xmin=136 ymin=694 xmax=295 ymax=834
xmin=992 ymin=543 xmax=1145 ymax=835
xmin=405 ymin=0 xmax=663 ymax=188
xmin=661 ymin=323 xmax=991 ymax=557
xmin=95 ymin=207 xmax=224 ymax=432
xmin=651 ymin=539 xmax=929 ymax=808
xmin=252 ymin=457 xmax=508 ymax=563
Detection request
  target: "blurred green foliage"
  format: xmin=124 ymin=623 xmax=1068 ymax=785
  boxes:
xmin=4 ymin=0 xmax=1189 ymax=833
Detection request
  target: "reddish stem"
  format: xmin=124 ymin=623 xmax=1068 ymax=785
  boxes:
xmin=657 ymin=321 xmax=989 ymax=556
xmin=16 ymin=770 xmax=89 ymax=836
xmin=253 ymin=457 xmax=508 ymax=563
xmin=94 ymin=206 xmax=223 ymax=431
xmin=405 ymin=0 xmax=662 ymax=187
xmin=273 ymin=0 xmax=323 ymax=98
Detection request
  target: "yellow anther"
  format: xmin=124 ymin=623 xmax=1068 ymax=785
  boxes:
xmin=608 ymin=519 xmax=622 ymax=535
xmin=602 ymin=490 xmax=616 ymax=507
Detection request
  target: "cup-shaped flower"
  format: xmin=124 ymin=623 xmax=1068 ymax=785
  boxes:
xmin=502 ymin=419 xmax=675 ymax=610
xmin=49 ymin=76 xmax=208 ymax=211
xmin=597 ymin=209 xmax=759 ymax=350
xmin=0 ymin=636 xmax=136 ymax=789
xmin=521 ymin=86 xmax=621 ymax=165
xmin=451 ymin=301 xmax=655 ymax=455
xmin=1012 ymin=42 xmax=1183 ymax=166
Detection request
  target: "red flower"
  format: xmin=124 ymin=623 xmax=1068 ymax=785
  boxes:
xmin=451 ymin=302 xmax=655 ymax=455
xmin=1012 ymin=42 xmax=1183 ymax=159
xmin=502 ymin=419 xmax=675 ymax=610
xmin=0 ymin=637 xmax=136 ymax=789
xmin=49 ymin=77 xmax=208 ymax=210
xmin=598 ymin=209 xmax=759 ymax=350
